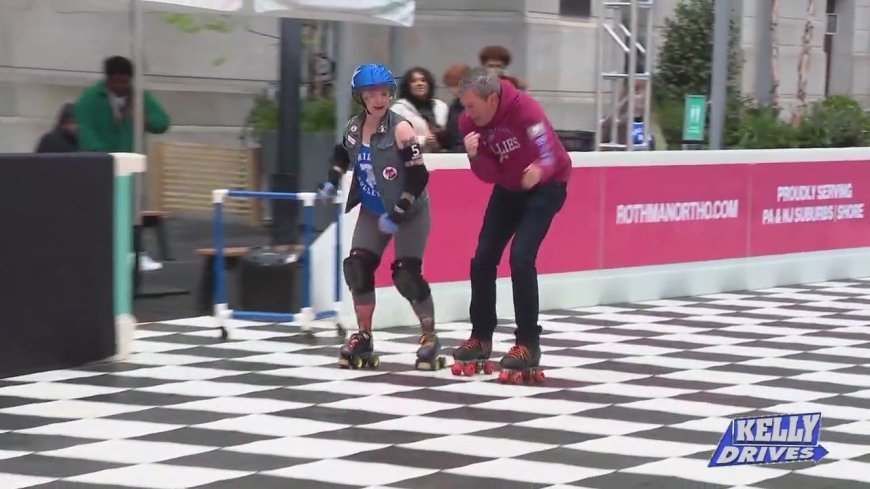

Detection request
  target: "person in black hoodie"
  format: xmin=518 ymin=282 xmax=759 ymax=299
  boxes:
xmin=35 ymin=103 xmax=78 ymax=153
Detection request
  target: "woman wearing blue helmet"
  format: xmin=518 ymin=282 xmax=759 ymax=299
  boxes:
xmin=318 ymin=63 xmax=444 ymax=371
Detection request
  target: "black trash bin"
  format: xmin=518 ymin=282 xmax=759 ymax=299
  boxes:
xmin=555 ymin=130 xmax=596 ymax=152
xmin=237 ymin=246 xmax=302 ymax=314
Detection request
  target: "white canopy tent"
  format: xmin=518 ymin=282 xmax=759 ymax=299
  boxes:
xmin=99 ymin=0 xmax=415 ymax=153
xmin=109 ymin=0 xmax=415 ymax=25
xmin=75 ymin=0 xmax=415 ymax=24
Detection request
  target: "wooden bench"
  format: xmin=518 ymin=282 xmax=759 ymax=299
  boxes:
xmin=196 ymin=245 xmax=300 ymax=257
xmin=142 ymin=210 xmax=169 ymax=219
xmin=196 ymin=246 xmax=253 ymax=259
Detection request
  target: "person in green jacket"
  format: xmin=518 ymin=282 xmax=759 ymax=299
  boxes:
xmin=75 ymin=56 xmax=170 ymax=153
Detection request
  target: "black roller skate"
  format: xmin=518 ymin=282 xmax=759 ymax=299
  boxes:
xmin=450 ymin=337 xmax=495 ymax=377
xmin=338 ymin=330 xmax=379 ymax=369
xmin=415 ymin=331 xmax=447 ymax=371
xmin=498 ymin=342 xmax=544 ymax=384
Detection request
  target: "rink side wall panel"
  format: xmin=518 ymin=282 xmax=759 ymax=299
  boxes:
xmin=306 ymin=147 xmax=870 ymax=328
xmin=0 ymin=153 xmax=117 ymax=377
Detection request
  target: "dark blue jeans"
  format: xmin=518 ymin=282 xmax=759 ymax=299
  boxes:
xmin=469 ymin=181 xmax=567 ymax=346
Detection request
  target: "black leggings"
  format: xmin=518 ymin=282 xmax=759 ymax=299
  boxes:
xmin=469 ymin=182 xmax=567 ymax=345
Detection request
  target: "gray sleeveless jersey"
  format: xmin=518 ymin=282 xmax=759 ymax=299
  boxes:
xmin=341 ymin=110 xmax=429 ymax=217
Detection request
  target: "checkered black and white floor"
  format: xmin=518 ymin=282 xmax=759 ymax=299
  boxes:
xmin=0 ymin=280 xmax=869 ymax=489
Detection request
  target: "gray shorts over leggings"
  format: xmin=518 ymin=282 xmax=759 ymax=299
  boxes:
xmin=352 ymin=200 xmax=431 ymax=261
xmin=346 ymin=200 xmax=434 ymax=334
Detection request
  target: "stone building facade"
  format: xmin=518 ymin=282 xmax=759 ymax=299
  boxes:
xmin=0 ymin=0 xmax=866 ymax=152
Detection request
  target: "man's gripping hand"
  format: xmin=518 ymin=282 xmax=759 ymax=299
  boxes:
xmin=463 ymin=131 xmax=480 ymax=158
xmin=317 ymin=181 xmax=337 ymax=199
xmin=521 ymin=163 xmax=543 ymax=189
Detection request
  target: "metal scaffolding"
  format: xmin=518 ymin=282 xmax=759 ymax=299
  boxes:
xmin=594 ymin=0 xmax=654 ymax=151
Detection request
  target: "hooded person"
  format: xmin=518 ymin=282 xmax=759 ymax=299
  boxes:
xmin=35 ymin=103 xmax=78 ymax=153
xmin=451 ymin=67 xmax=571 ymax=381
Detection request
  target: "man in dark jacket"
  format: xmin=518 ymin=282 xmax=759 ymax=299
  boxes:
xmin=35 ymin=103 xmax=78 ymax=153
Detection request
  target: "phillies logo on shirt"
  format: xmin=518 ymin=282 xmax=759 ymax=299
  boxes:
xmin=382 ymin=166 xmax=398 ymax=181
xmin=486 ymin=127 xmax=521 ymax=164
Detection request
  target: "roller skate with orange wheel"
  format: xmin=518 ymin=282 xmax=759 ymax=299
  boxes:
xmin=450 ymin=337 xmax=495 ymax=377
xmin=497 ymin=343 xmax=545 ymax=384
xmin=338 ymin=330 xmax=380 ymax=369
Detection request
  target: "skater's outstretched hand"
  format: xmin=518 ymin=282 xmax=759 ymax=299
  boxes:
xmin=318 ymin=181 xmax=336 ymax=199
xmin=378 ymin=213 xmax=399 ymax=234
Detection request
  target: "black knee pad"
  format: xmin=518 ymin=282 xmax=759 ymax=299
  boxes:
xmin=343 ymin=248 xmax=379 ymax=294
xmin=391 ymin=257 xmax=430 ymax=302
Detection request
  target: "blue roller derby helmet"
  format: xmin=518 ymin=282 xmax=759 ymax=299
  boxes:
xmin=351 ymin=63 xmax=397 ymax=101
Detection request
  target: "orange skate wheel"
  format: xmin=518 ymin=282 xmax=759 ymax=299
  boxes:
xmin=534 ymin=369 xmax=545 ymax=383
xmin=498 ymin=370 xmax=510 ymax=383
xmin=482 ymin=362 xmax=494 ymax=375
xmin=461 ymin=363 xmax=474 ymax=377
xmin=451 ymin=363 xmax=463 ymax=376
xmin=510 ymin=371 xmax=524 ymax=384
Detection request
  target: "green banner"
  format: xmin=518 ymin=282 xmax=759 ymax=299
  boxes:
xmin=682 ymin=95 xmax=707 ymax=143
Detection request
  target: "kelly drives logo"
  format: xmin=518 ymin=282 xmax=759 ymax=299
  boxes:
xmin=708 ymin=413 xmax=828 ymax=467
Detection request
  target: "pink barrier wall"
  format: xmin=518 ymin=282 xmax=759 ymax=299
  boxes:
xmin=373 ymin=158 xmax=870 ymax=287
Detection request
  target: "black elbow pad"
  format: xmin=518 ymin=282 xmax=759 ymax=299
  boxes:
xmin=405 ymin=164 xmax=429 ymax=197
xmin=332 ymin=144 xmax=350 ymax=170
xmin=398 ymin=142 xmax=423 ymax=166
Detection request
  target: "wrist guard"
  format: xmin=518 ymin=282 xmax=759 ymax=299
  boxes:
xmin=327 ymin=167 xmax=343 ymax=186
xmin=388 ymin=197 xmax=412 ymax=223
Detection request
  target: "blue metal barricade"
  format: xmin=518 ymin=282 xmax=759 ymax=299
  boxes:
xmin=211 ymin=189 xmax=344 ymax=340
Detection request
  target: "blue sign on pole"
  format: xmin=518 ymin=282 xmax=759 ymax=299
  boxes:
xmin=632 ymin=121 xmax=650 ymax=150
